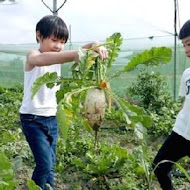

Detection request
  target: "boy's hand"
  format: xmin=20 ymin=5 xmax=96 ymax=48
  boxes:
xmin=95 ymin=46 xmax=108 ymax=60
xmin=82 ymin=41 xmax=108 ymax=61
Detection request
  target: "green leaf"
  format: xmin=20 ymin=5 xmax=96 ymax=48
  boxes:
xmin=130 ymin=115 xmax=152 ymax=127
xmin=124 ymin=47 xmax=172 ymax=71
xmin=0 ymin=152 xmax=13 ymax=181
xmin=27 ymin=180 xmax=41 ymax=190
xmin=105 ymin=32 xmax=123 ymax=69
xmin=31 ymin=72 xmax=59 ymax=98
xmin=74 ymin=49 xmax=98 ymax=81
xmin=82 ymin=118 xmax=93 ymax=133
xmin=0 ymin=181 xmax=18 ymax=190
xmin=72 ymin=158 xmax=86 ymax=168
xmin=56 ymin=99 xmax=73 ymax=140
xmin=106 ymin=89 xmax=152 ymax=128
xmin=153 ymin=160 xmax=190 ymax=182
xmin=0 ymin=152 xmax=18 ymax=190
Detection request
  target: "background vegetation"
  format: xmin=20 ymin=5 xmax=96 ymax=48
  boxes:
xmin=0 ymin=42 xmax=189 ymax=97
xmin=1 ymin=42 xmax=190 ymax=189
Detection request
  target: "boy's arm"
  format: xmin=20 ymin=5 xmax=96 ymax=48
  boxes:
xmin=26 ymin=41 xmax=107 ymax=70
xmin=27 ymin=50 xmax=79 ymax=68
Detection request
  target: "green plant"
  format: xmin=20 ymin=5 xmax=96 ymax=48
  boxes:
xmin=27 ymin=180 xmax=41 ymax=190
xmin=71 ymin=142 xmax=128 ymax=189
xmin=0 ymin=152 xmax=18 ymax=190
xmin=72 ymin=142 xmax=128 ymax=175
xmin=127 ymin=70 xmax=171 ymax=110
xmin=0 ymin=85 xmax=22 ymax=133
xmin=31 ymin=33 xmax=172 ymax=144
xmin=127 ymin=70 xmax=181 ymax=136
xmin=56 ymin=125 xmax=94 ymax=172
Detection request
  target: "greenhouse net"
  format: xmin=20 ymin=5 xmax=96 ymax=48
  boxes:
xmin=0 ymin=35 xmax=188 ymax=98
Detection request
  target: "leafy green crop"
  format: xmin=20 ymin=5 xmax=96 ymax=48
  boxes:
xmin=27 ymin=180 xmax=41 ymax=190
xmin=0 ymin=152 xmax=18 ymax=190
xmin=31 ymin=33 xmax=172 ymax=140
xmin=72 ymin=143 xmax=128 ymax=175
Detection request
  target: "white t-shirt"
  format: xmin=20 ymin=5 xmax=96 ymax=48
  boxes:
xmin=173 ymin=68 xmax=190 ymax=140
xmin=19 ymin=64 xmax=61 ymax=116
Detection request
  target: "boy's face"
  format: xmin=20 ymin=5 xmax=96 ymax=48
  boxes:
xmin=37 ymin=32 xmax=65 ymax=52
xmin=182 ymin=36 xmax=190 ymax=59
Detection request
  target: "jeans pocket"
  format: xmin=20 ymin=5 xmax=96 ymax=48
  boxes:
xmin=20 ymin=114 xmax=37 ymax=136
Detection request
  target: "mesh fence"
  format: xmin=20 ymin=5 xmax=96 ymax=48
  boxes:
xmin=0 ymin=35 xmax=188 ymax=98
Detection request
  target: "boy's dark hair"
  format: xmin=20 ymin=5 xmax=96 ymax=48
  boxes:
xmin=179 ymin=20 xmax=190 ymax=40
xmin=36 ymin=15 xmax=69 ymax=43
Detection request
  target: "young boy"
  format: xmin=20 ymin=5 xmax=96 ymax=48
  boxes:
xmin=19 ymin=15 xmax=107 ymax=190
xmin=153 ymin=19 xmax=190 ymax=190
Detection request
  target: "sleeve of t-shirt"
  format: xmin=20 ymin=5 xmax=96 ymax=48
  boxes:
xmin=179 ymin=71 xmax=186 ymax=97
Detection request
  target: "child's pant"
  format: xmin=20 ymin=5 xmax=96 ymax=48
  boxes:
xmin=153 ymin=131 xmax=190 ymax=190
xmin=20 ymin=114 xmax=58 ymax=190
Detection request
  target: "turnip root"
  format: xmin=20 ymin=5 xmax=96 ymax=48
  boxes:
xmin=84 ymin=88 xmax=106 ymax=131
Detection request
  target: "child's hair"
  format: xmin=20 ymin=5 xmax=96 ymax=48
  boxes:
xmin=36 ymin=15 xmax=69 ymax=43
xmin=179 ymin=20 xmax=190 ymax=40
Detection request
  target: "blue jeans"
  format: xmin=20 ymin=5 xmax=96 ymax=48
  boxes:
xmin=20 ymin=114 xmax=58 ymax=190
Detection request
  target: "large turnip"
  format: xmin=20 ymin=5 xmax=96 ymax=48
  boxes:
xmin=84 ymin=88 xmax=106 ymax=131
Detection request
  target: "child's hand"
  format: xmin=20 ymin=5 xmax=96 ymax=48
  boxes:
xmin=95 ymin=46 xmax=108 ymax=60
xmin=82 ymin=41 xmax=108 ymax=61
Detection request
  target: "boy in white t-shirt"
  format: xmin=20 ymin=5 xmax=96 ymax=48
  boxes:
xmin=19 ymin=15 xmax=107 ymax=190
xmin=153 ymin=20 xmax=190 ymax=190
